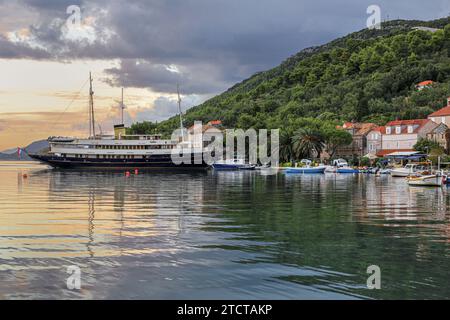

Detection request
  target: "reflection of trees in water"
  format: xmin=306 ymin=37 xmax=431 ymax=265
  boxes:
xmin=202 ymin=173 xmax=450 ymax=299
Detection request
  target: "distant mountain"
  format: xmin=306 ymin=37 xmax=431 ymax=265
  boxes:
xmin=24 ymin=140 xmax=49 ymax=154
xmin=0 ymin=140 xmax=48 ymax=161
xmin=1 ymin=148 xmax=18 ymax=154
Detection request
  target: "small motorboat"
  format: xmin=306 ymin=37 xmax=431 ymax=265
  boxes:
xmin=325 ymin=166 xmax=337 ymax=173
xmin=407 ymin=174 xmax=443 ymax=187
xmin=329 ymin=159 xmax=358 ymax=173
xmin=212 ymin=159 xmax=255 ymax=170
xmin=239 ymin=164 xmax=256 ymax=170
xmin=337 ymin=166 xmax=360 ymax=174
xmin=285 ymin=166 xmax=326 ymax=174
xmin=284 ymin=159 xmax=326 ymax=174
xmin=391 ymin=163 xmax=429 ymax=177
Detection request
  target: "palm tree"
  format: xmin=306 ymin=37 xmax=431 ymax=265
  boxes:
xmin=292 ymin=127 xmax=325 ymax=160
xmin=278 ymin=131 xmax=293 ymax=163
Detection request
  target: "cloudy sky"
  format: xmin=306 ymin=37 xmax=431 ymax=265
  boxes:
xmin=0 ymin=0 xmax=449 ymax=150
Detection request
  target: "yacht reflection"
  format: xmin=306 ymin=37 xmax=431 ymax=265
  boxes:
xmin=25 ymin=169 xmax=210 ymax=258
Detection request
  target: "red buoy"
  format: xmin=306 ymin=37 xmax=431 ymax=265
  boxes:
xmin=125 ymin=171 xmax=130 ymax=177
xmin=134 ymin=169 xmax=139 ymax=175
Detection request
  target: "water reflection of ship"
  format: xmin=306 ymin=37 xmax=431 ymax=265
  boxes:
xmin=41 ymin=170 xmax=209 ymax=256
xmin=87 ymin=189 xmax=95 ymax=257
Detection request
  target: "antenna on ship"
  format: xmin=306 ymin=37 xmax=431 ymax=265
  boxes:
xmin=89 ymin=72 xmax=96 ymax=139
xmin=177 ymin=84 xmax=184 ymax=142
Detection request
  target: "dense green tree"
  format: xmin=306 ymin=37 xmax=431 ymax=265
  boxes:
xmin=124 ymin=19 xmax=450 ymax=151
xmin=323 ymin=127 xmax=353 ymax=158
xmin=127 ymin=121 xmax=158 ymax=135
xmin=413 ymin=138 xmax=442 ymax=154
xmin=279 ymin=131 xmax=294 ymax=163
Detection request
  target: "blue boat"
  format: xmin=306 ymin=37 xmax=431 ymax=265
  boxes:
xmin=337 ymin=167 xmax=360 ymax=174
xmin=284 ymin=159 xmax=326 ymax=174
xmin=212 ymin=159 xmax=256 ymax=170
xmin=285 ymin=166 xmax=326 ymax=174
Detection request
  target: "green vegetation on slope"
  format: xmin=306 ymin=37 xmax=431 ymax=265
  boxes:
xmin=129 ymin=18 xmax=450 ymax=161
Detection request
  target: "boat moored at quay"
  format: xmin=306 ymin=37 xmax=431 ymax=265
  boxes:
xmin=29 ymin=133 xmax=207 ymax=169
xmin=28 ymin=74 xmax=207 ymax=170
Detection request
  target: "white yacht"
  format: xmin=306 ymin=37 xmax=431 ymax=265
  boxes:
xmin=29 ymin=74 xmax=206 ymax=170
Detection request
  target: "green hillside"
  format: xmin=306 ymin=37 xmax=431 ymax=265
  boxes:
xmin=130 ymin=18 xmax=450 ymax=161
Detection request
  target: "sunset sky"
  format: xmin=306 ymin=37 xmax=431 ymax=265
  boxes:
xmin=0 ymin=0 xmax=449 ymax=150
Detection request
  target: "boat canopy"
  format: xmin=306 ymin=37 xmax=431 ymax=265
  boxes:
xmin=385 ymin=151 xmax=427 ymax=160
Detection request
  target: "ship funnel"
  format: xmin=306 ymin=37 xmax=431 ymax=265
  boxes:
xmin=114 ymin=124 xmax=126 ymax=139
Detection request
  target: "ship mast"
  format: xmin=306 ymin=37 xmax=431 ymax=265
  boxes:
xmin=177 ymin=84 xmax=184 ymax=142
xmin=89 ymin=72 xmax=96 ymax=139
xmin=121 ymin=88 xmax=124 ymax=125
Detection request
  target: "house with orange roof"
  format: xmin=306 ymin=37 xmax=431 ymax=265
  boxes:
xmin=376 ymin=119 xmax=438 ymax=157
xmin=428 ymin=97 xmax=450 ymax=126
xmin=415 ymin=80 xmax=434 ymax=91
xmin=334 ymin=122 xmax=378 ymax=158
xmin=366 ymin=126 xmax=384 ymax=156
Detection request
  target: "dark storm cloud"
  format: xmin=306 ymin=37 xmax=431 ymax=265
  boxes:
xmin=104 ymin=59 xmax=227 ymax=95
xmin=0 ymin=0 xmax=448 ymax=95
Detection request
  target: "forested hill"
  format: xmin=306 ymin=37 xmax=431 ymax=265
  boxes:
xmin=149 ymin=17 xmax=450 ymax=136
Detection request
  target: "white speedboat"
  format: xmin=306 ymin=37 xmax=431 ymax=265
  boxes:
xmin=407 ymin=174 xmax=443 ymax=187
xmin=391 ymin=163 xmax=428 ymax=177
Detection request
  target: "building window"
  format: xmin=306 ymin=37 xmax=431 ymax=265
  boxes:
xmin=386 ymin=127 xmax=391 ymax=134
xmin=407 ymin=126 xmax=413 ymax=133
xmin=442 ymin=117 xmax=446 ymax=124
xmin=395 ymin=126 xmax=401 ymax=134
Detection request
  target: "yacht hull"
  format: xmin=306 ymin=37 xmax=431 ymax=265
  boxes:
xmin=29 ymin=154 xmax=208 ymax=170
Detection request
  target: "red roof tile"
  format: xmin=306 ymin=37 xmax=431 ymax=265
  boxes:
xmin=370 ymin=126 xmax=385 ymax=133
xmin=382 ymin=119 xmax=430 ymax=134
xmin=429 ymin=105 xmax=450 ymax=117
xmin=339 ymin=122 xmax=377 ymax=135
xmin=416 ymin=80 xmax=434 ymax=86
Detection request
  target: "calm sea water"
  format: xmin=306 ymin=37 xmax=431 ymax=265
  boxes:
xmin=1 ymin=161 xmax=450 ymax=299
